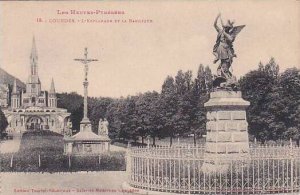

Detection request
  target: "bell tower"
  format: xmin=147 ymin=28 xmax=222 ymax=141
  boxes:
xmin=26 ymin=36 xmax=41 ymax=97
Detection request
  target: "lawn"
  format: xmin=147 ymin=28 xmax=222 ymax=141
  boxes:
xmin=0 ymin=130 xmax=125 ymax=172
xmin=19 ymin=130 xmax=64 ymax=155
xmin=112 ymin=136 xmax=206 ymax=148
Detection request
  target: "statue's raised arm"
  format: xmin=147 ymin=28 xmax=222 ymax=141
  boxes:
xmin=214 ymin=13 xmax=222 ymax=33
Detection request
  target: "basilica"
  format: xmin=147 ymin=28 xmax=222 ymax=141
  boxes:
xmin=1 ymin=37 xmax=71 ymax=135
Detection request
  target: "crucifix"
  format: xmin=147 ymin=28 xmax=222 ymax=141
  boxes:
xmin=74 ymin=48 xmax=98 ymax=125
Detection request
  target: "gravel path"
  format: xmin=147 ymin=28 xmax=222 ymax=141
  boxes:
xmin=1 ymin=171 xmax=128 ymax=195
xmin=0 ymin=137 xmax=22 ymax=154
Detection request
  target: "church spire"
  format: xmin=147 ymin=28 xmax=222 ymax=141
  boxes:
xmin=30 ymin=36 xmax=38 ymax=75
xmin=50 ymin=78 xmax=56 ymax=94
xmin=12 ymin=79 xmax=18 ymax=94
xmin=11 ymin=79 xmax=20 ymax=108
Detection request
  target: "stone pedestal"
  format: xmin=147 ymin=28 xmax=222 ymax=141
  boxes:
xmin=202 ymin=90 xmax=250 ymax=172
xmin=63 ymin=119 xmax=111 ymax=155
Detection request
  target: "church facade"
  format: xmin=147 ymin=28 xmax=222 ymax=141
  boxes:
xmin=2 ymin=37 xmax=71 ymax=135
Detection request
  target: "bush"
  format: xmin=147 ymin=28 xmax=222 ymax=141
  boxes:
xmin=0 ymin=151 xmax=126 ymax=172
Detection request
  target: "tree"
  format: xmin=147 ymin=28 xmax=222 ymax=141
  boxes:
xmin=190 ymin=65 xmax=213 ymax=146
xmin=88 ymin=97 xmax=113 ymax=133
xmin=57 ymin=92 xmax=83 ymax=132
xmin=123 ymin=96 xmax=139 ymax=142
xmin=0 ymin=108 xmax=8 ymax=136
xmin=239 ymin=58 xmax=281 ymax=143
xmin=106 ymin=98 xmax=127 ymax=140
xmin=279 ymin=68 xmax=300 ymax=145
xmin=159 ymin=76 xmax=178 ymax=146
xmin=175 ymin=70 xmax=194 ymax=137
xmin=142 ymin=92 xmax=162 ymax=146
xmin=136 ymin=92 xmax=159 ymax=144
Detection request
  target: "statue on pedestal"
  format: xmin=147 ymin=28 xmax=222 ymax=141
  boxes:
xmin=212 ymin=13 xmax=245 ymax=89
xmin=201 ymin=15 xmax=250 ymax=173
xmin=98 ymin=118 xmax=109 ymax=136
xmin=64 ymin=118 xmax=73 ymax=137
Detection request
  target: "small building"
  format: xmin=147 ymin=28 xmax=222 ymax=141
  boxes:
xmin=64 ymin=128 xmax=111 ymax=155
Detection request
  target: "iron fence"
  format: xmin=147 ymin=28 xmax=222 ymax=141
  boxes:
xmin=127 ymin=144 xmax=300 ymax=194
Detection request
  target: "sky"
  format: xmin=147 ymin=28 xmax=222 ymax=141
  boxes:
xmin=0 ymin=0 xmax=299 ymax=97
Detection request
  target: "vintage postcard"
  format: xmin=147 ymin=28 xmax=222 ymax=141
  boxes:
xmin=0 ymin=0 xmax=300 ymax=194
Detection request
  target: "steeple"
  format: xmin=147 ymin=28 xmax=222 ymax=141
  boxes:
xmin=26 ymin=36 xmax=41 ymax=96
xmin=11 ymin=79 xmax=20 ymax=108
xmin=50 ymin=78 xmax=56 ymax=94
xmin=30 ymin=36 xmax=38 ymax=76
xmin=48 ymin=78 xmax=57 ymax=108
xmin=12 ymin=79 xmax=18 ymax=94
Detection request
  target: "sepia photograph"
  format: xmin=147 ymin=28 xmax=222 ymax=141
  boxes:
xmin=0 ymin=0 xmax=300 ymax=194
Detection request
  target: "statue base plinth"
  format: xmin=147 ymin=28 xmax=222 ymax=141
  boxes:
xmin=202 ymin=90 xmax=250 ymax=173
xmin=63 ymin=117 xmax=111 ymax=155
xmin=80 ymin=118 xmax=92 ymax=132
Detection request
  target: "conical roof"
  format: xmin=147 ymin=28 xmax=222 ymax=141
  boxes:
xmin=50 ymin=78 xmax=56 ymax=94
xmin=64 ymin=130 xmax=110 ymax=142
xmin=30 ymin=36 xmax=38 ymax=60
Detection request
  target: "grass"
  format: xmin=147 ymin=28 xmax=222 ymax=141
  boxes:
xmin=112 ymin=136 xmax=206 ymax=148
xmin=0 ymin=130 xmax=125 ymax=172
xmin=20 ymin=130 xmax=64 ymax=155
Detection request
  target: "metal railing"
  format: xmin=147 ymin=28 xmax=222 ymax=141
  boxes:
xmin=127 ymin=144 xmax=300 ymax=194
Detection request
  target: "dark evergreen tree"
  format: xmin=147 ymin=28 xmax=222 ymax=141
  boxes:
xmin=0 ymin=108 xmax=8 ymax=136
xmin=159 ymin=76 xmax=178 ymax=146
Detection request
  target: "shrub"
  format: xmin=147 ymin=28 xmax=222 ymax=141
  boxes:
xmin=0 ymin=151 xmax=126 ymax=172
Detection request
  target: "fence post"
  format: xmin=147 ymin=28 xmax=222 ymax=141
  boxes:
xmin=68 ymin=155 xmax=71 ymax=168
xmin=290 ymin=139 xmax=294 ymax=193
xmin=187 ymin=144 xmax=191 ymax=195
xmin=146 ymin=148 xmax=150 ymax=190
xmin=38 ymin=154 xmax=41 ymax=167
xmin=147 ymin=137 xmax=150 ymax=148
xmin=10 ymin=154 xmax=14 ymax=168
xmin=98 ymin=155 xmax=101 ymax=165
xmin=126 ymin=143 xmax=132 ymax=182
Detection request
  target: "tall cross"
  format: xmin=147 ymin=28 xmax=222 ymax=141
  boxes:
xmin=74 ymin=48 xmax=98 ymax=121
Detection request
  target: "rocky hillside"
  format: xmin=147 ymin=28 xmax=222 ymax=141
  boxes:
xmin=0 ymin=67 xmax=26 ymax=90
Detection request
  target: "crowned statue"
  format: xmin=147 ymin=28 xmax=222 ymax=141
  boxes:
xmin=98 ymin=118 xmax=109 ymax=136
xmin=212 ymin=13 xmax=245 ymax=89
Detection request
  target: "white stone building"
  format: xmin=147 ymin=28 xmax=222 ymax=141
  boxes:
xmin=2 ymin=37 xmax=71 ymax=135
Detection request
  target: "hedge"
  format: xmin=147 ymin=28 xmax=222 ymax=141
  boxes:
xmin=0 ymin=151 xmax=126 ymax=172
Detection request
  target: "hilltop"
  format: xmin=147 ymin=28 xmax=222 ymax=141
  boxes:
xmin=0 ymin=67 xmax=26 ymax=90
